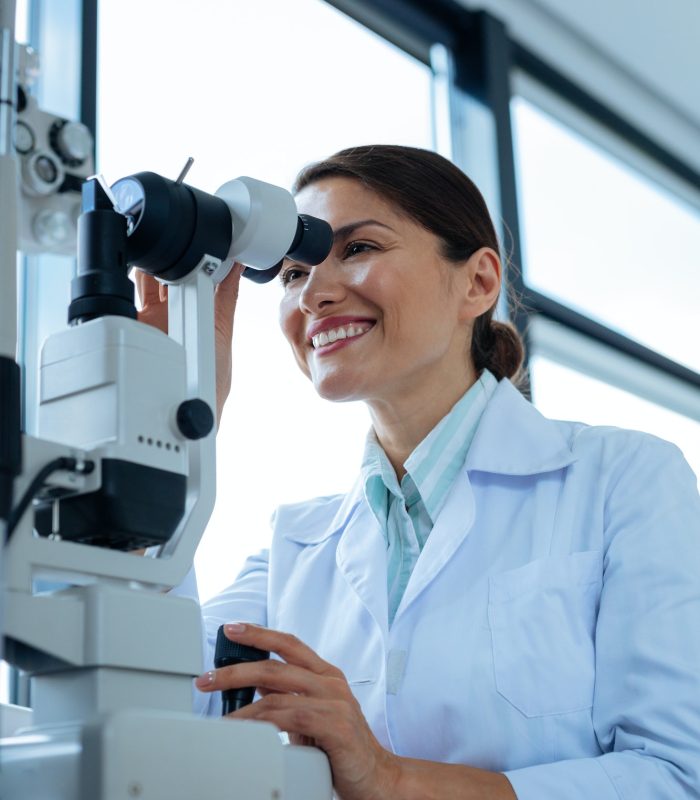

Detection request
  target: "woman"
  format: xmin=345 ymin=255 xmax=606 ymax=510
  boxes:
xmin=138 ymin=145 xmax=700 ymax=799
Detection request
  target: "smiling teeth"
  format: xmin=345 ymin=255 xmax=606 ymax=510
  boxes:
xmin=312 ymin=324 xmax=371 ymax=349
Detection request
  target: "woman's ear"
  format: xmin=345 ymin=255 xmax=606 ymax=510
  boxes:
xmin=459 ymin=247 xmax=501 ymax=321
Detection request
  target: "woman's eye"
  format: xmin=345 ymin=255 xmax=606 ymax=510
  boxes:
xmin=281 ymin=267 xmax=307 ymax=286
xmin=343 ymin=241 xmax=375 ymax=258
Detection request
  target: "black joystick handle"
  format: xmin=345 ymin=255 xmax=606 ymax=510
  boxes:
xmin=214 ymin=625 xmax=269 ymax=714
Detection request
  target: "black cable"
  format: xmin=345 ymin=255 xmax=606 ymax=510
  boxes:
xmin=5 ymin=457 xmax=94 ymax=542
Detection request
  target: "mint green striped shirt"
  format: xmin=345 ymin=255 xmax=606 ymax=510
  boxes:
xmin=361 ymin=370 xmax=498 ymax=625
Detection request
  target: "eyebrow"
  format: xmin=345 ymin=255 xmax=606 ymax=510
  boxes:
xmin=331 ymin=219 xmax=395 ymax=242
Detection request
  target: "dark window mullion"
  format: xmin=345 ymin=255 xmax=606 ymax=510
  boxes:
xmin=524 ymin=288 xmax=700 ymax=390
xmin=513 ymin=43 xmax=700 ymax=193
xmin=80 ymin=0 xmax=97 ymax=145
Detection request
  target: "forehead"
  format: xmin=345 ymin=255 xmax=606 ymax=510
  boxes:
xmin=294 ymin=177 xmax=400 ymax=227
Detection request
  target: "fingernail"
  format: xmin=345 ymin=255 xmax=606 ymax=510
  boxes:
xmin=195 ymin=670 xmax=215 ymax=689
xmin=225 ymin=622 xmax=246 ymax=635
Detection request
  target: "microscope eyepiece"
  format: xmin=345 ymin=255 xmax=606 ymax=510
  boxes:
xmin=106 ymin=171 xmax=334 ymax=286
xmin=242 ymin=213 xmax=334 ymax=284
xmin=288 ymin=214 xmax=335 ymax=268
xmin=70 ymin=170 xmax=335 ymax=323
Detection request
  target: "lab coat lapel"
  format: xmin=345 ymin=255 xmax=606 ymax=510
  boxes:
xmin=393 ymin=467 xmax=476 ymax=622
xmin=335 ymin=481 xmax=389 ymax=639
xmin=392 ymin=379 xmax=575 ymax=623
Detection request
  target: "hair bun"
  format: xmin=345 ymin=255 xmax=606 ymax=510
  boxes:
xmin=473 ymin=319 xmax=524 ymax=384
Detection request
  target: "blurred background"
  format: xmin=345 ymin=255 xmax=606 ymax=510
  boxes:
xmin=10 ymin=0 xmax=700 ymax=628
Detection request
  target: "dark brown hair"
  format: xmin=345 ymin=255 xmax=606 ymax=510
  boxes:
xmin=293 ymin=144 xmax=524 ymax=383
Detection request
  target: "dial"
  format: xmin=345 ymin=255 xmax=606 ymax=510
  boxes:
xmin=112 ymin=178 xmax=145 ymax=233
xmin=50 ymin=120 xmax=93 ymax=166
xmin=13 ymin=120 xmax=34 ymax=154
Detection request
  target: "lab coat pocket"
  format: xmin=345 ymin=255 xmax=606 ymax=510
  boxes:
xmin=488 ymin=550 xmax=602 ymax=718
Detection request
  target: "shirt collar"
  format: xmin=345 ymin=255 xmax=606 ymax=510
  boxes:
xmin=283 ymin=376 xmax=577 ymax=546
xmin=361 ymin=370 xmax=498 ymax=524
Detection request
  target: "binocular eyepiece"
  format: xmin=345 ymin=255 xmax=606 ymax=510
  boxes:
xmin=69 ymin=171 xmax=334 ymax=324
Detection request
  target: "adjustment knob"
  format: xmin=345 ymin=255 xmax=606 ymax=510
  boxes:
xmin=50 ymin=120 xmax=93 ymax=167
xmin=214 ymin=625 xmax=270 ymax=714
xmin=176 ymin=398 xmax=214 ymax=440
xmin=21 ymin=149 xmax=64 ymax=196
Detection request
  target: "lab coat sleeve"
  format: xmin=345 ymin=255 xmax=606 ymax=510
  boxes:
xmin=504 ymin=436 xmax=700 ymax=799
xmin=170 ymin=548 xmax=270 ymax=717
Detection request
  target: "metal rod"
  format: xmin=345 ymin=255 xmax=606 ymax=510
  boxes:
xmin=175 ymin=156 xmax=194 ymax=185
xmin=0 ymin=0 xmax=18 ymax=360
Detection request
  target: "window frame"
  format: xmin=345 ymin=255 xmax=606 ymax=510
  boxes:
xmin=509 ymin=50 xmax=700 ymax=397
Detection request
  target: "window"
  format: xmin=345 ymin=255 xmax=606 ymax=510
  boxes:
xmin=98 ymin=0 xmax=435 ymax=600
xmin=512 ymin=80 xmax=700 ymax=478
xmin=512 ymin=94 xmax=700 ymax=373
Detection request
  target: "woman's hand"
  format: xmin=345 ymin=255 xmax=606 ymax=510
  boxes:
xmin=133 ymin=264 xmax=244 ymax=426
xmin=195 ymin=623 xmax=401 ymax=800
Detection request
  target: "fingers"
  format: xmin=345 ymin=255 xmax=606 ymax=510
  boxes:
xmin=221 ymin=623 xmax=344 ymax=678
xmin=136 ymin=263 xmax=241 ymax=316
xmin=133 ymin=269 xmax=162 ymax=308
xmin=214 ymin=263 xmax=244 ymax=338
xmin=196 ymin=658 xmax=343 ymax=699
xmin=230 ymin=694 xmax=349 ymax=741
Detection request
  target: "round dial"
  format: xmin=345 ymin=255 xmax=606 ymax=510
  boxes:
xmin=22 ymin=150 xmax=64 ymax=196
xmin=13 ymin=120 xmax=34 ymax=154
xmin=112 ymin=178 xmax=145 ymax=232
xmin=51 ymin=120 xmax=93 ymax=166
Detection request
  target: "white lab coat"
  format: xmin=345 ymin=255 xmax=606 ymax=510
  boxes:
xmin=189 ymin=378 xmax=700 ymax=798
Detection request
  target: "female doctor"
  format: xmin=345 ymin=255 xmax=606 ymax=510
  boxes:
xmin=138 ymin=145 xmax=700 ymax=800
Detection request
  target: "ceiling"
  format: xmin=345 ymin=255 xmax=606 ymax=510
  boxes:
xmin=529 ymin=0 xmax=700 ymax=129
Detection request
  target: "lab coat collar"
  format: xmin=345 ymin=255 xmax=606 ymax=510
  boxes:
xmin=277 ymin=479 xmax=389 ymax=635
xmin=279 ymin=481 xmax=363 ymax=545
xmin=281 ymin=379 xmax=575 ymax=546
xmin=464 ymin=378 xmax=576 ymax=476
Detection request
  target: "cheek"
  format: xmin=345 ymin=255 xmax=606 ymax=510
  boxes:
xmin=278 ymin=296 xmax=299 ymax=344
xmin=279 ymin=297 xmax=312 ymax=377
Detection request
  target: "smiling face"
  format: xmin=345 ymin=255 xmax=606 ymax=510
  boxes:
xmin=279 ymin=177 xmax=498 ymax=413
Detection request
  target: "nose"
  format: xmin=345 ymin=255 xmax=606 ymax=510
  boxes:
xmin=298 ymin=257 xmax=346 ymax=315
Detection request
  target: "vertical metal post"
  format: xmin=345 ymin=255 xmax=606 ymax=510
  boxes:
xmin=0 ymin=0 xmax=20 ymax=708
xmin=0 ymin=0 xmax=18 ymax=361
xmin=478 ymin=12 xmax=530 ymax=369
xmin=80 ymin=0 xmax=97 ymax=143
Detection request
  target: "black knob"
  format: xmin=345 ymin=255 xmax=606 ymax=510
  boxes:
xmin=176 ymin=399 xmax=214 ymax=440
xmin=214 ymin=625 xmax=270 ymax=714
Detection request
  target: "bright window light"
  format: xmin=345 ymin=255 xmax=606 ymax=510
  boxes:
xmin=513 ymin=97 xmax=700 ymax=373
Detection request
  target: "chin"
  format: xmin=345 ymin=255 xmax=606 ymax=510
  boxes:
xmin=311 ymin=372 xmax=367 ymax=404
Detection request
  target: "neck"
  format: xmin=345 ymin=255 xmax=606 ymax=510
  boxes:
xmin=367 ymin=364 xmax=478 ymax=480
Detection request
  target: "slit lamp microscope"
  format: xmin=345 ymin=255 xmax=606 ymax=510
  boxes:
xmin=0 ymin=2 xmax=334 ymax=796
